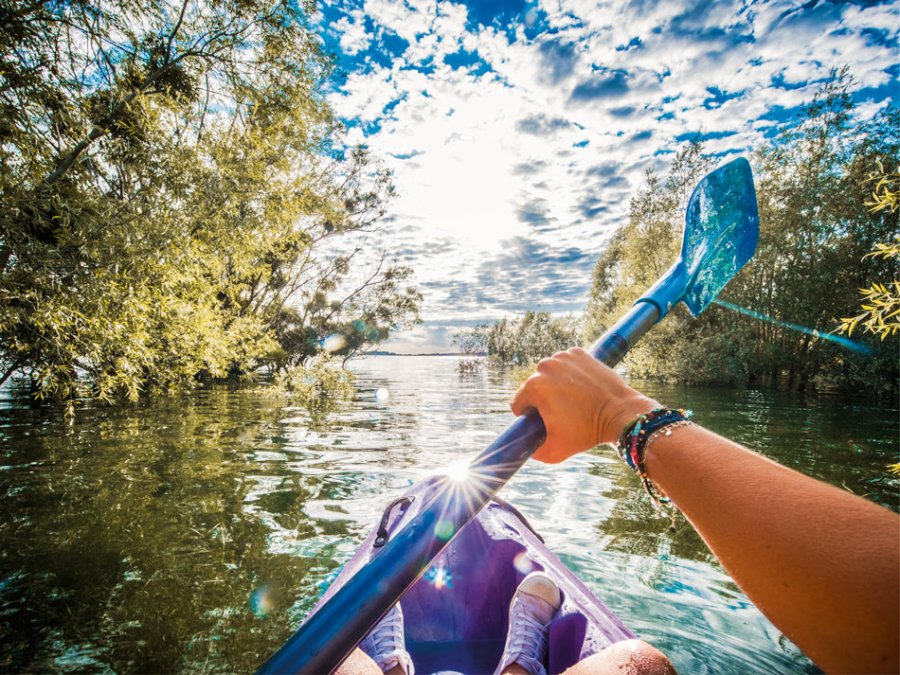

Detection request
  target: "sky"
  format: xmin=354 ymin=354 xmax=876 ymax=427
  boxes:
xmin=315 ymin=0 xmax=899 ymax=353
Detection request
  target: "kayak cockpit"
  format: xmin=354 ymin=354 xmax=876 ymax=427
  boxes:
xmin=305 ymin=478 xmax=633 ymax=674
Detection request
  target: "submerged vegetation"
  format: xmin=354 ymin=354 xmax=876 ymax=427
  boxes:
xmin=487 ymin=312 xmax=581 ymax=366
xmin=0 ymin=1 xmax=420 ymax=402
xmin=453 ymin=312 xmax=580 ymax=373
xmin=584 ymin=74 xmax=899 ymax=396
xmin=273 ymin=355 xmax=355 ymax=421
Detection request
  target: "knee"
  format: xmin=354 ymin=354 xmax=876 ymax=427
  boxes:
xmin=335 ymin=648 xmax=384 ymax=675
xmin=563 ymin=639 xmax=676 ymax=675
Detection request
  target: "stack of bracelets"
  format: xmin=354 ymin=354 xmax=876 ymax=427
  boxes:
xmin=616 ymin=407 xmax=693 ymax=506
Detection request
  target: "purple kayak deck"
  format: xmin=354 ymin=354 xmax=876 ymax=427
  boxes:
xmin=308 ymin=477 xmax=633 ymax=674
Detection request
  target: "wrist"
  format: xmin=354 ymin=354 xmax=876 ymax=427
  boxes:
xmin=603 ymin=395 xmax=658 ymax=443
xmin=615 ymin=407 xmax=694 ymax=506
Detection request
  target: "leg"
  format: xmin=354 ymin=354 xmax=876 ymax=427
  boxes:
xmin=336 ymin=649 xmax=387 ymax=675
xmin=561 ymin=640 xmax=676 ymax=675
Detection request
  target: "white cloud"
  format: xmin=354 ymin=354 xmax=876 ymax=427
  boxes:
xmin=363 ymin=0 xmax=435 ymax=46
xmin=322 ymin=0 xmax=899 ymax=351
xmin=335 ymin=9 xmax=370 ymax=55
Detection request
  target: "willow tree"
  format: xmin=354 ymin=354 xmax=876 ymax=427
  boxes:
xmin=0 ymin=1 xmax=419 ymax=401
xmin=838 ymin=167 xmax=900 ymax=341
xmin=584 ymin=72 xmax=899 ymax=394
xmin=485 ymin=312 xmax=581 ymax=366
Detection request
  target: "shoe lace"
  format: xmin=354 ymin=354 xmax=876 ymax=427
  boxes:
xmin=366 ymin=607 xmax=404 ymax=654
xmin=508 ymin=603 xmax=548 ymax=663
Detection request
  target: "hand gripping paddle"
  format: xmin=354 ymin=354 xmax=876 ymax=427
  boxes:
xmin=258 ymin=156 xmax=760 ymax=674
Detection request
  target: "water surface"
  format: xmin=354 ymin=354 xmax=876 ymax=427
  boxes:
xmin=0 ymin=356 xmax=896 ymax=673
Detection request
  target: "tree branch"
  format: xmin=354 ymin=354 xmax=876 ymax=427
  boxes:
xmin=0 ymin=360 xmax=22 ymax=389
xmin=165 ymin=0 xmax=191 ymax=63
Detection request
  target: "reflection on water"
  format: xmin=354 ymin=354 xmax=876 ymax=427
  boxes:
xmin=0 ymin=356 xmax=895 ymax=673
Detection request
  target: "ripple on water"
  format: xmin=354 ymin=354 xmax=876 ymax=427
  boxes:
xmin=0 ymin=356 xmax=892 ymax=673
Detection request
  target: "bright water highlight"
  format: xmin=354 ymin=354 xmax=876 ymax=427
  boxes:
xmin=0 ymin=356 xmax=895 ymax=673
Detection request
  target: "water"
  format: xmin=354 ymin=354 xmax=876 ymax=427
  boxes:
xmin=0 ymin=356 xmax=896 ymax=673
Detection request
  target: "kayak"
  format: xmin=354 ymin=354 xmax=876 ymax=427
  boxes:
xmin=262 ymin=158 xmax=759 ymax=674
xmin=303 ymin=476 xmax=634 ymax=674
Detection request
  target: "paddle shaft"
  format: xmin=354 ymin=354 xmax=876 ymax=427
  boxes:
xmin=257 ymin=301 xmax=659 ymax=675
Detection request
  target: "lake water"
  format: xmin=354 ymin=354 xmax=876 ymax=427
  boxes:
xmin=0 ymin=355 xmax=896 ymax=673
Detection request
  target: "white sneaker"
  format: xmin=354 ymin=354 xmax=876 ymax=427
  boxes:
xmin=359 ymin=603 xmax=415 ymax=675
xmin=494 ymin=571 xmax=562 ymax=675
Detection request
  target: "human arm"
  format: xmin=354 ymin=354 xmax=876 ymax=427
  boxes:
xmin=511 ymin=348 xmax=900 ymax=675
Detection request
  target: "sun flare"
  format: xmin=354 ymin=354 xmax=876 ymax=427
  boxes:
xmin=444 ymin=458 xmax=471 ymax=483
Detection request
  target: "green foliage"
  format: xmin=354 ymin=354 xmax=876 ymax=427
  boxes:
xmin=584 ymin=143 xmax=733 ymax=383
xmin=273 ymin=355 xmax=355 ymax=419
xmin=451 ymin=325 xmax=488 ymax=374
xmin=506 ymin=363 xmax=537 ymax=387
xmin=485 ymin=311 xmax=580 ymax=366
xmin=837 ymin=164 xmax=900 ymax=340
xmin=452 ymin=324 xmax=489 ymax=356
xmin=584 ymin=71 xmax=899 ymax=395
xmin=0 ymin=1 xmax=420 ymax=402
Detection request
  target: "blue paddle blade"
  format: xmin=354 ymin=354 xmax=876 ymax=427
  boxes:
xmin=635 ymin=157 xmax=759 ymax=319
xmin=680 ymin=157 xmax=759 ymax=316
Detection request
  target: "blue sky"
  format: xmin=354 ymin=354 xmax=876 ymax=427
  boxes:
xmin=316 ymin=0 xmax=899 ymax=353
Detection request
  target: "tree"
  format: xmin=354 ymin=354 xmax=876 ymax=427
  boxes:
xmin=735 ymin=76 xmax=898 ymax=392
xmin=583 ymin=142 xmax=732 ymax=383
xmin=583 ymin=71 xmax=899 ymax=395
xmin=838 ymin=165 xmax=900 ymax=340
xmin=452 ymin=323 xmax=489 ymax=374
xmin=486 ymin=312 xmax=580 ymax=366
xmin=0 ymin=1 xmax=420 ymax=401
xmin=452 ymin=324 xmax=489 ymax=356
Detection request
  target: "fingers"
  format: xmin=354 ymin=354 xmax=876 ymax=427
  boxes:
xmin=562 ymin=346 xmax=588 ymax=359
xmin=539 ymin=347 xmax=585 ymax=368
xmin=532 ymin=442 xmax=565 ymax=464
xmin=510 ymin=349 xmax=577 ymax=417
xmin=510 ymin=373 xmax=540 ymax=417
xmin=510 ymin=347 xmax=637 ymax=463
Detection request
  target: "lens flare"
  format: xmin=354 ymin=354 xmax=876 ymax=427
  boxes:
xmin=513 ymin=551 xmax=534 ymax=575
xmin=322 ymin=333 xmax=347 ymax=353
xmin=714 ymin=300 xmax=871 ymax=355
xmin=250 ymin=585 xmax=273 ymax=618
xmin=426 ymin=437 xmax=535 ymax=561
xmin=425 ymin=561 xmax=453 ymax=590
xmin=435 ymin=519 xmax=454 ymax=541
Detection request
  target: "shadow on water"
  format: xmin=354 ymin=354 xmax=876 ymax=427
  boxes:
xmin=0 ymin=357 xmax=895 ymax=673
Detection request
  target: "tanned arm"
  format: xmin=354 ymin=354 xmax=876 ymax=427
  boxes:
xmin=511 ymin=348 xmax=900 ymax=675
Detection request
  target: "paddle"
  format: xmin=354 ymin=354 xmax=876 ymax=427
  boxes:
xmin=258 ymin=157 xmax=759 ymax=675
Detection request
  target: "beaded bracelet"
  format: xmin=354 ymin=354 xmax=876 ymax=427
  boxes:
xmin=616 ymin=408 xmax=693 ymax=506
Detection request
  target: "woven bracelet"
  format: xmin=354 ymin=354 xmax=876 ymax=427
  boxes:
xmin=616 ymin=408 xmax=693 ymax=506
